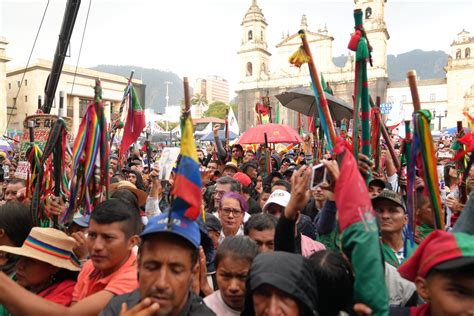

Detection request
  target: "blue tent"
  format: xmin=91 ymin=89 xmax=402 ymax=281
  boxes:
xmin=200 ymin=130 xmax=238 ymax=141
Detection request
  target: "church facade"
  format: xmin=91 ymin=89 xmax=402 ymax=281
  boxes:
xmin=235 ymin=0 xmax=390 ymax=131
xmin=235 ymin=0 xmax=474 ymax=132
xmin=445 ymin=30 xmax=474 ymax=127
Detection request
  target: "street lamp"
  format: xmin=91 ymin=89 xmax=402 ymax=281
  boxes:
xmin=433 ymin=110 xmax=448 ymax=131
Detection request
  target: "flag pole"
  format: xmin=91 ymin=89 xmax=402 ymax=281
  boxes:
xmin=168 ymin=77 xmax=192 ymax=229
xmin=298 ymin=30 xmax=337 ymax=147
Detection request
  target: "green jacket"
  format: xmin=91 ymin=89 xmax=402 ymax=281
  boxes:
xmin=381 ymin=240 xmax=417 ymax=268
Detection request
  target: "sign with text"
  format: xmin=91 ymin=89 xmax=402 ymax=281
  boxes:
xmin=156 ymin=147 xmax=180 ymax=180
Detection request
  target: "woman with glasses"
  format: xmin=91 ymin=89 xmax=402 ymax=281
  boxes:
xmin=217 ymin=192 xmax=248 ymax=243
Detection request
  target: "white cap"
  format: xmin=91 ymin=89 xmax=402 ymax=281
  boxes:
xmin=263 ymin=189 xmax=291 ymax=212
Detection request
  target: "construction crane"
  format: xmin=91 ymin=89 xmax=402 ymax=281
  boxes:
xmin=42 ymin=0 xmax=81 ymax=114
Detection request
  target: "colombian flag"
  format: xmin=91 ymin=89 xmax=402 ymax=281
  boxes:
xmin=170 ymin=113 xmax=202 ymax=220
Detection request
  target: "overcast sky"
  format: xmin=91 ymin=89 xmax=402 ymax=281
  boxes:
xmin=1 ymin=0 xmax=473 ymax=96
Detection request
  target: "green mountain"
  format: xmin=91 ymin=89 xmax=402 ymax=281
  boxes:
xmin=332 ymin=49 xmax=449 ymax=81
xmin=90 ymin=65 xmax=185 ymax=113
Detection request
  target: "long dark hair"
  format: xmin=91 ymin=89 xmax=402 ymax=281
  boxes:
xmin=308 ymin=250 xmax=354 ymax=316
xmin=444 ymin=164 xmax=457 ymax=188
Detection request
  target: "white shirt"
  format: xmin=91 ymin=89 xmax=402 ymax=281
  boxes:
xmin=204 ymin=290 xmax=240 ymax=316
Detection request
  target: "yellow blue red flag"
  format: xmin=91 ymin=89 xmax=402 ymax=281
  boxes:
xmin=171 ymin=114 xmax=202 ymax=220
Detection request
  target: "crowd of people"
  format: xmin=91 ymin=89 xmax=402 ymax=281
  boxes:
xmin=0 ymin=123 xmax=472 ymax=316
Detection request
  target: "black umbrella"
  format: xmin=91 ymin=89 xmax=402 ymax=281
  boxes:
xmin=275 ymin=87 xmax=353 ymax=121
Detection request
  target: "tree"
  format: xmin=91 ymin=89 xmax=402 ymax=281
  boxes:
xmin=192 ymin=93 xmax=207 ymax=106
xmin=230 ymin=103 xmax=238 ymax=117
xmin=204 ymin=101 xmax=228 ymax=119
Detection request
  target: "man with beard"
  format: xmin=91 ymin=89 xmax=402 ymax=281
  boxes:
xmin=100 ymin=212 xmax=215 ymax=316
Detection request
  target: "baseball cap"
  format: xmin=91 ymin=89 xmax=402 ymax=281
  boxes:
xmin=141 ymin=212 xmax=201 ymax=249
xmin=72 ymin=214 xmax=90 ymax=228
xmin=263 ymin=189 xmax=291 ymax=212
xmin=233 ymin=172 xmax=252 ymax=187
xmin=372 ymin=189 xmax=406 ymax=213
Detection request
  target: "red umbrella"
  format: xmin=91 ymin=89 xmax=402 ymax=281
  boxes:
xmin=237 ymin=123 xmax=303 ymax=144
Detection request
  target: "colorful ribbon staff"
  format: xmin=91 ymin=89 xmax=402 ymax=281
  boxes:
xmin=30 ymin=118 xmax=68 ymax=227
xmin=65 ymin=79 xmax=110 ymax=222
xmin=407 ymin=70 xmax=444 ymax=231
xmin=348 ymin=9 xmax=372 ymax=176
xmin=289 ymin=30 xmax=337 ymax=151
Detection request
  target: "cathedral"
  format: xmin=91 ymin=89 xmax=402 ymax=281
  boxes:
xmin=235 ymin=0 xmax=474 ymax=132
xmin=235 ymin=0 xmax=390 ymax=131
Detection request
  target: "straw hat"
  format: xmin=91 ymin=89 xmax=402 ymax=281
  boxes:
xmin=0 ymin=227 xmax=81 ymax=271
xmin=109 ymin=180 xmax=148 ymax=206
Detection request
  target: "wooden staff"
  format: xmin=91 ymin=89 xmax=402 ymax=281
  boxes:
xmin=313 ymin=116 xmax=319 ymax=163
xmin=299 ymin=30 xmax=337 ymax=146
xmin=407 ymin=70 xmax=421 ymax=112
xmin=404 ymin=120 xmax=412 ymax=167
xmin=407 ymin=70 xmax=444 ymax=230
xmin=225 ymin=108 xmax=230 ymax=153
xmin=374 ymin=97 xmax=382 ymax=171
xmin=183 ymin=77 xmax=191 ymax=112
xmin=168 ymin=76 xmax=192 ymax=229
xmin=370 ymin=97 xmax=401 ymax=171
xmin=146 ymin=127 xmax=152 ymax=173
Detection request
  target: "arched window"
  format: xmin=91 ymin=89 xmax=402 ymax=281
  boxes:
xmin=456 ymin=49 xmax=462 ymax=59
xmin=466 ymin=47 xmax=471 ymax=58
xmin=365 ymin=7 xmax=372 ymax=19
xmin=248 ymin=30 xmax=253 ymax=40
xmin=246 ymin=62 xmax=253 ymax=76
xmin=261 ymin=30 xmax=264 ymax=40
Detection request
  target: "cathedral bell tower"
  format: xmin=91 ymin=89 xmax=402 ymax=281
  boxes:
xmin=238 ymin=0 xmax=271 ymax=83
xmin=354 ymin=0 xmax=389 ymax=74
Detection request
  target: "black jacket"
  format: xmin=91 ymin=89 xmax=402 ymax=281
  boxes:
xmin=242 ymin=252 xmax=319 ymax=316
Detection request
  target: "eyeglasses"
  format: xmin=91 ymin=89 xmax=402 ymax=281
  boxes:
xmin=214 ymin=190 xmax=226 ymax=197
xmin=219 ymin=207 xmax=244 ymax=217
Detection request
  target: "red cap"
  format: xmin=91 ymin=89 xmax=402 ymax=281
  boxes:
xmin=398 ymin=230 xmax=474 ymax=281
xmin=233 ymin=172 xmax=252 ymax=187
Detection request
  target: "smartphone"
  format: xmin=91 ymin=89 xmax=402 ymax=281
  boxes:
xmin=311 ymin=164 xmax=326 ymax=189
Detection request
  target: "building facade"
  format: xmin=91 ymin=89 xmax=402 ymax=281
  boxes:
xmin=0 ymin=37 xmax=11 ymax=134
xmin=236 ymin=0 xmax=390 ymax=131
xmin=445 ymin=30 xmax=474 ymax=127
xmin=195 ymin=76 xmax=230 ymax=105
xmin=387 ymin=78 xmax=448 ymax=131
xmin=5 ymin=59 xmax=144 ymax=135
